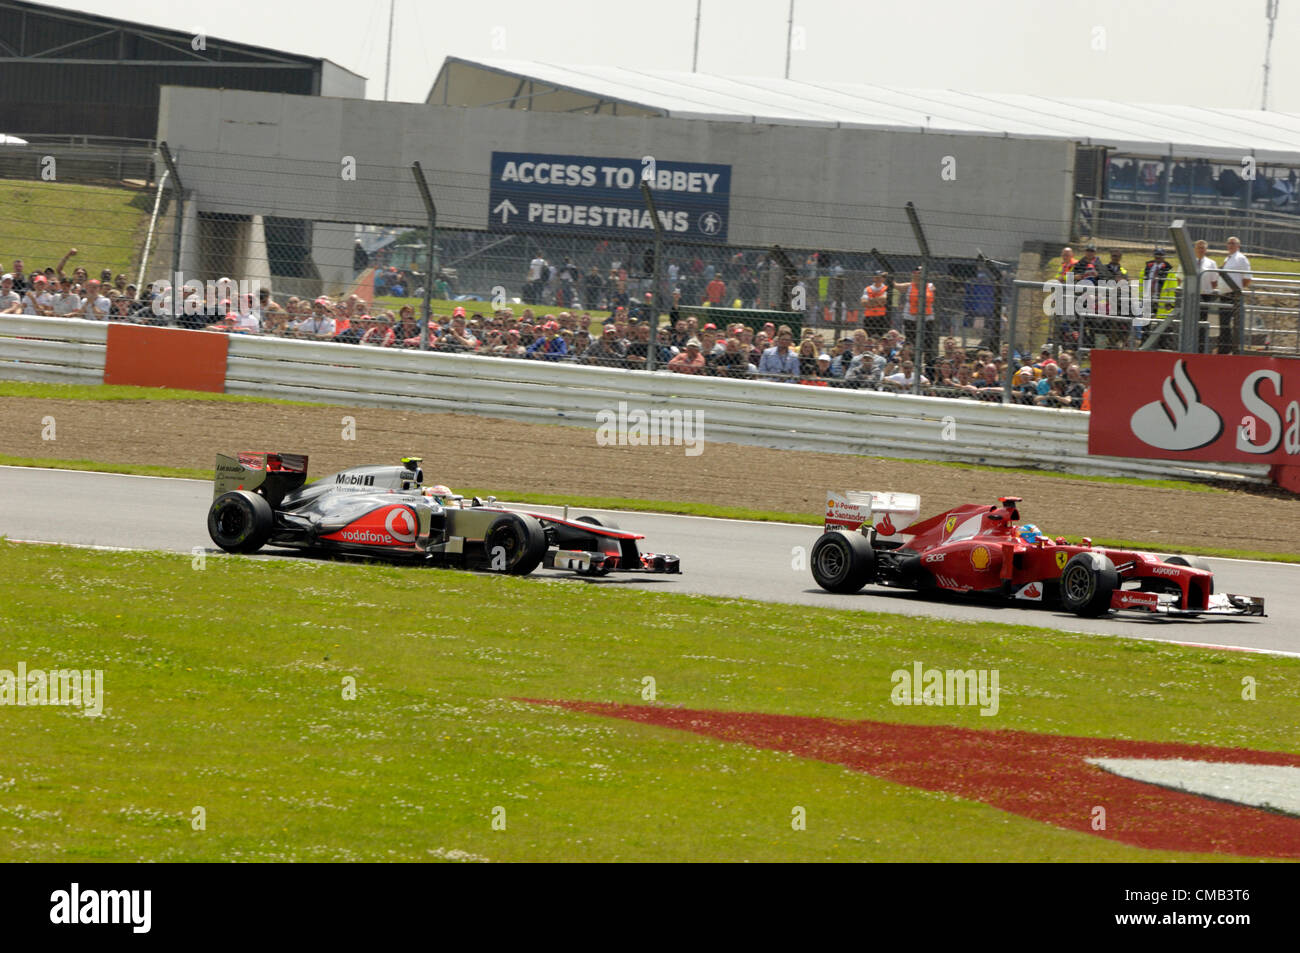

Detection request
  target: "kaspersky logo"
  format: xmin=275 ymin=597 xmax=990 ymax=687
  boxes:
xmin=1130 ymin=359 xmax=1223 ymax=451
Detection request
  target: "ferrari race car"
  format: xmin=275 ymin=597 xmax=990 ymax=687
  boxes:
xmin=205 ymin=451 xmax=680 ymax=577
xmin=810 ymin=491 xmax=1264 ymax=618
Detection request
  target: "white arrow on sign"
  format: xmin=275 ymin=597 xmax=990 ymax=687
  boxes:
xmin=493 ymin=199 xmax=518 ymax=223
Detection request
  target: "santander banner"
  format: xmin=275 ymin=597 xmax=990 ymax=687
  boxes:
xmin=1088 ymin=351 xmax=1300 ymax=469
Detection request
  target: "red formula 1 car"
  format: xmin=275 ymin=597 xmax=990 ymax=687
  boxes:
xmin=810 ymin=491 xmax=1264 ymax=618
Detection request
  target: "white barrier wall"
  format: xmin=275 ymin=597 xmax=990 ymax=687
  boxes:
xmin=0 ymin=316 xmax=1271 ymax=484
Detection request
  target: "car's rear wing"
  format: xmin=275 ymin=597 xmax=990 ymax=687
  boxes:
xmin=215 ymin=451 xmax=309 ymax=505
xmin=825 ymin=491 xmax=920 ymax=540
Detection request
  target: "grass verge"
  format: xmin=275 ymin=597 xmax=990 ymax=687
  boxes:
xmin=1 ymin=539 xmax=1294 ymax=862
xmin=0 ymin=180 xmax=151 ymax=281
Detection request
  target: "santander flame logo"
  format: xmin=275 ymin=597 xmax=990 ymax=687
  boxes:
xmin=1129 ymin=359 xmax=1223 ymax=451
xmin=874 ymin=513 xmax=896 ymax=536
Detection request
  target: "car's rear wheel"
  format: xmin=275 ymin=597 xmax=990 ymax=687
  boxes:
xmin=811 ymin=530 xmax=876 ymax=594
xmin=484 ymin=513 xmax=548 ymax=575
xmin=208 ymin=490 xmax=274 ymax=554
xmin=1060 ymin=552 xmax=1119 ymax=616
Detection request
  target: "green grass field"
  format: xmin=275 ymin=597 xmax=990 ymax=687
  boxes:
xmin=0 ymin=180 xmax=151 ymax=282
xmin=2 ymin=539 xmax=1294 ymax=862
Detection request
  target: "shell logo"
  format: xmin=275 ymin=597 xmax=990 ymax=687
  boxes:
xmin=969 ymin=545 xmax=991 ymax=571
xmin=944 ymin=515 xmax=957 ymax=536
xmin=1055 ymin=551 xmax=1069 ymax=571
xmin=826 ymin=499 xmax=835 ymax=510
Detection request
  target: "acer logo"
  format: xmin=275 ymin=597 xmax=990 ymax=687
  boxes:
xmin=923 ymin=553 xmax=945 ymax=563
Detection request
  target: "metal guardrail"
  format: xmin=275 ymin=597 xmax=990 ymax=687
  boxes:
xmin=0 ymin=136 xmax=158 ymax=186
xmin=0 ymin=316 xmax=1271 ymax=483
xmin=1083 ymin=197 xmax=1300 ymax=260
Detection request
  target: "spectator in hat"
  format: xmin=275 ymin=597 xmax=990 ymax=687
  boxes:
xmin=1071 ymin=243 xmax=1101 ymax=279
xmin=1 ymin=274 xmax=24 ymax=313
xmin=21 ymin=275 xmax=54 ymax=315
xmin=527 ymin=321 xmax=567 ymax=360
xmin=668 ymin=338 xmax=707 ymax=374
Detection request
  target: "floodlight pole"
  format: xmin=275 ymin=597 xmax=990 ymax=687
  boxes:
xmin=784 ymin=0 xmax=794 ymax=79
xmin=640 ymin=181 xmax=664 ymax=371
xmin=411 ymin=161 xmax=438 ymax=351
xmin=692 ymin=0 xmax=702 ymax=72
xmin=904 ymin=202 xmax=932 ymax=396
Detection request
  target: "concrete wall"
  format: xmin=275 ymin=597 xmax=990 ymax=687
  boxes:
xmin=157 ymin=86 xmax=1076 ymax=261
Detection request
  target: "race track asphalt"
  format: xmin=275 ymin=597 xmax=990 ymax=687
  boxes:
xmin=3 ymin=466 xmax=1297 ymax=656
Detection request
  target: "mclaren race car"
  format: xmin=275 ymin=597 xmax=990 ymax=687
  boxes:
xmin=206 ymin=451 xmax=680 ymax=577
xmin=810 ymin=491 xmax=1264 ymax=618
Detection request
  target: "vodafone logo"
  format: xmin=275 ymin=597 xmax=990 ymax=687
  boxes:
xmin=341 ymin=529 xmax=396 ymax=544
xmin=1130 ymin=359 xmax=1223 ymax=451
xmin=385 ymin=507 xmax=416 ymax=543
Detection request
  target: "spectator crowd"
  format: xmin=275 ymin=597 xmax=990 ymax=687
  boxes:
xmin=2 ymin=245 xmax=1118 ymax=412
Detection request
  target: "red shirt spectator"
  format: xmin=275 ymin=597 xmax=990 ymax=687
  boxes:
xmin=704 ymin=277 xmax=726 ymax=305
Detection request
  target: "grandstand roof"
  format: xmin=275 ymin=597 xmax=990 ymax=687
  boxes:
xmin=428 ymin=57 xmax=1300 ymax=161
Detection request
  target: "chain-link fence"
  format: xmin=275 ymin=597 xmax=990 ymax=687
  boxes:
xmin=5 ymin=140 xmax=1299 ymax=415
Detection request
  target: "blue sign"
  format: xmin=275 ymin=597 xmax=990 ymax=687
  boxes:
xmin=488 ymin=151 xmax=731 ymax=241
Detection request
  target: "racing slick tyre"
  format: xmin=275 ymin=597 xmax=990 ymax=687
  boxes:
xmin=811 ymin=530 xmax=876 ymax=594
xmin=484 ymin=513 xmax=548 ymax=576
xmin=576 ymin=515 xmax=620 ymax=531
xmin=1060 ymin=552 xmax=1119 ymax=617
xmin=207 ymin=490 xmax=274 ymax=554
xmin=1165 ymin=555 xmax=1214 ymax=594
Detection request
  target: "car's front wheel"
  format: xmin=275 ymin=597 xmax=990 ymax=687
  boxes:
xmin=1060 ymin=552 xmax=1119 ymax=616
xmin=483 ymin=513 xmax=548 ymax=575
xmin=810 ymin=530 xmax=876 ymax=594
xmin=207 ymin=490 xmax=274 ymax=554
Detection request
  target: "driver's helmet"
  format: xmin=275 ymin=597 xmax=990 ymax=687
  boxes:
xmin=423 ymin=484 xmax=453 ymax=502
xmin=1018 ymin=523 xmax=1044 ymax=543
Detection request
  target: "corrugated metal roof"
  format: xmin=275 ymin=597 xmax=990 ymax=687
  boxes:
xmin=433 ymin=57 xmax=1300 ymax=159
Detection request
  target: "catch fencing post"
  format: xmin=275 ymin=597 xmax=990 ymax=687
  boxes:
xmin=640 ymin=181 xmax=664 ymax=372
xmin=904 ymin=202 xmax=932 ymax=396
xmin=1168 ymin=219 xmax=1201 ymax=353
xmin=158 ymin=142 xmax=184 ymax=277
xmin=411 ymin=161 xmax=438 ymax=351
